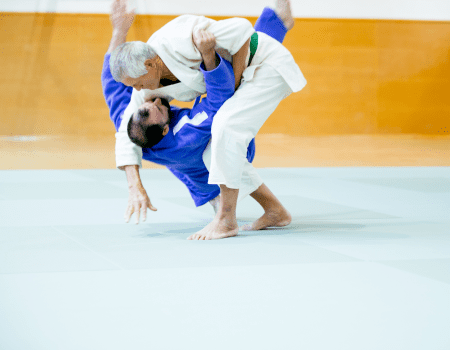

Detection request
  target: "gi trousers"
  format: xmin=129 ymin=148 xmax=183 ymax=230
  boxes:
xmin=202 ymin=139 xmax=263 ymax=202
xmin=207 ymin=63 xmax=293 ymax=190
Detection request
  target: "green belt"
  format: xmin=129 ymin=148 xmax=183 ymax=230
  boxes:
xmin=248 ymin=32 xmax=258 ymax=66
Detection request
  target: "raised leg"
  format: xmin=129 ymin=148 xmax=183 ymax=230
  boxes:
xmin=254 ymin=6 xmax=288 ymax=43
xmin=275 ymin=0 xmax=295 ymax=31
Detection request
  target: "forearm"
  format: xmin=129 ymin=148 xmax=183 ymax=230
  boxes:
xmin=232 ymin=38 xmax=250 ymax=90
xmin=124 ymin=165 xmax=143 ymax=189
xmin=115 ymin=90 xmax=144 ymax=170
xmin=107 ymin=29 xmax=128 ymax=54
xmin=202 ymin=50 xmax=220 ymax=71
xmin=108 ymin=0 xmax=134 ymax=54
xmin=200 ymin=56 xmax=235 ymax=111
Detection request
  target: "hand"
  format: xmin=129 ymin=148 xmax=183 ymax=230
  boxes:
xmin=193 ymin=29 xmax=216 ymax=57
xmin=110 ymin=0 xmax=135 ymax=35
xmin=124 ymin=184 xmax=157 ymax=224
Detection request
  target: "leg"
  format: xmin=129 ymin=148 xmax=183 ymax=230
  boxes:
xmin=241 ymin=183 xmax=292 ymax=231
xmin=188 ymin=186 xmax=239 ymax=240
xmin=275 ymin=0 xmax=295 ymax=31
xmin=203 ymin=140 xmax=263 ymax=214
xmin=208 ymin=65 xmax=292 ymax=189
xmin=193 ymin=66 xmax=291 ymax=240
xmin=254 ymin=6 xmax=289 ymax=43
xmin=204 ymin=146 xmax=290 ymax=230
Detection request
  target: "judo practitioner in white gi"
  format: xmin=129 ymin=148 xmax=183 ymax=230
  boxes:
xmin=109 ymin=0 xmax=306 ymax=239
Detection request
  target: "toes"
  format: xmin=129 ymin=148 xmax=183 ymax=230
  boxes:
xmin=187 ymin=232 xmax=210 ymax=240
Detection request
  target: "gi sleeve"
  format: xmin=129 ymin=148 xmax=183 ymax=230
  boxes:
xmin=101 ymin=53 xmax=133 ymax=132
xmin=115 ymin=87 xmax=146 ymax=169
xmin=198 ymin=54 xmax=235 ymax=113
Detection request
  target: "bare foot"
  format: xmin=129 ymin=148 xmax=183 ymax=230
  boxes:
xmin=241 ymin=206 xmax=292 ymax=231
xmin=275 ymin=0 xmax=295 ymax=31
xmin=187 ymin=217 xmax=239 ymax=240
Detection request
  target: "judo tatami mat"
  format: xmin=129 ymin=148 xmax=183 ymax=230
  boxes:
xmin=1 ymin=167 xmax=449 ymax=350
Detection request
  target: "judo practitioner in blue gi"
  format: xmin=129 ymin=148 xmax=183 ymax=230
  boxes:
xmin=102 ymin=1 xmax=293 ymax=233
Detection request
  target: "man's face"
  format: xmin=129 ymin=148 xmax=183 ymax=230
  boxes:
xmin=135 ymin=97 xmax=170 ymax=127
xmin=122 ymin=62 xmax=161 ymax=91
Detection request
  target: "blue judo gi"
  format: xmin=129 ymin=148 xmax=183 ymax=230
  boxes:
xmin=101 ymin=7 xmax=287 ymax=207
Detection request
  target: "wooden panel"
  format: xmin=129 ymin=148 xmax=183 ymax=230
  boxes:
xmin=0 ymin=13 xmax=449 ymax=137
xmin=1 ymin=134 xmax=449 ymax=170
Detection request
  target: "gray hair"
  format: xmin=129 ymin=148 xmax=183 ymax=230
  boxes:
xmin=110 ymin=41 xmax=157 ymax=82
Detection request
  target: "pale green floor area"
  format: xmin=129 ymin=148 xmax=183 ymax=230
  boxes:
xmin=1 ymin=167 xmax=449 ymax=350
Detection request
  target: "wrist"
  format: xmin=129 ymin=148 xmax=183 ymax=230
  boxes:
xmin=202 ymin=51 xmax=219 ymax=71
xmin=107 ymin=30 xmax=128 ymax=53
xmin=201 ymin=48 xmax=215 ymax=60
xmin=112 ymin=28 xmax=128 ymax=38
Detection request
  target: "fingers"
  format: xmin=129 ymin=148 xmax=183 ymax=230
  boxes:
xmin=124 ymin=203 xmax=133 ymax=223
xmin=125 ymin=184 xmax=156 ymax=224
xmin=134 ymin=203 xmax=140 ymax=224
xmin=124 ymin=201 xmax=157 ymax=224
xmin=141 ymin=206 xmax=147 ymax=223
xmin=111 ymin=0 xmax=134 ymax=17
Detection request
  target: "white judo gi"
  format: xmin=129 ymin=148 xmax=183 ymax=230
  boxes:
xmin=115 ymin=15 xmax=306 ymax=196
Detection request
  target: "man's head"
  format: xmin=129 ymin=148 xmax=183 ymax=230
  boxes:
xmin=110 ymin=41 xmax=162 ymax=90
xmin=127 ymin=97 xmax=172 ymax=148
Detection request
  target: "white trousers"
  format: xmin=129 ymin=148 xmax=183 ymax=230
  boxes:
xmin=208 ymin=64 xmax=292 ymax=189
xmin=202 ymin=140 xmax=263 ymax=202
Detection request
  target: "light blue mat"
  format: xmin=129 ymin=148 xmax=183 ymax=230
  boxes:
xmin=1 ymin=167 xmax=449 ymax=350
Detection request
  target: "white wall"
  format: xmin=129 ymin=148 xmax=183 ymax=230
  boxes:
xmin=1 ymin=0 xmax=450 ymax=21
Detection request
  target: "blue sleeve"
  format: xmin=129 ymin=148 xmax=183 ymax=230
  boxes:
xmin=196 ymin=54 xmax=235 ymax=115
xmin=101 ymin=53 xmax=133 ymax=131
xmin=254 ymin=7 xmax=287 ymax=43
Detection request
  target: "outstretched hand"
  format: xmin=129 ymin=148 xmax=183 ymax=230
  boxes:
xmin=125 ymin=184 xmax=157 ymax=224
xmin=110 ymin=0 xmax=135 ymax=34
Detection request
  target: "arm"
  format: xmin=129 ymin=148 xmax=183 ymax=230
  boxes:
xmin=101 ymin=54 xmax=133 ymax=131
xmin=108 ymin=0 xmax=154 ymax=224
xmin=192 ymin=29 xmax=235 ymax=113
xmin=107 ymin=0 xmax=134 ymax=54
xmin=109 ymin=0 xmax=143 ymax=172
xmin=232 ymin=38 xmax=250 ymax=90
xmin=102 ymin=0 xmax=136 ymax=130
xmin=193 ymin=29 xmax=219 ymax=71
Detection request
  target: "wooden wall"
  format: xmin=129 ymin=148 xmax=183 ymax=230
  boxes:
xmin=1 ymin=12 xmax=449 ymax=137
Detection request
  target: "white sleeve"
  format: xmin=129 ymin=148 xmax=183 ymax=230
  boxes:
xmin=200 ymin=17 xmax=254 ymax=56
xmin=115 ymin=88 xmax=145 ymax=170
